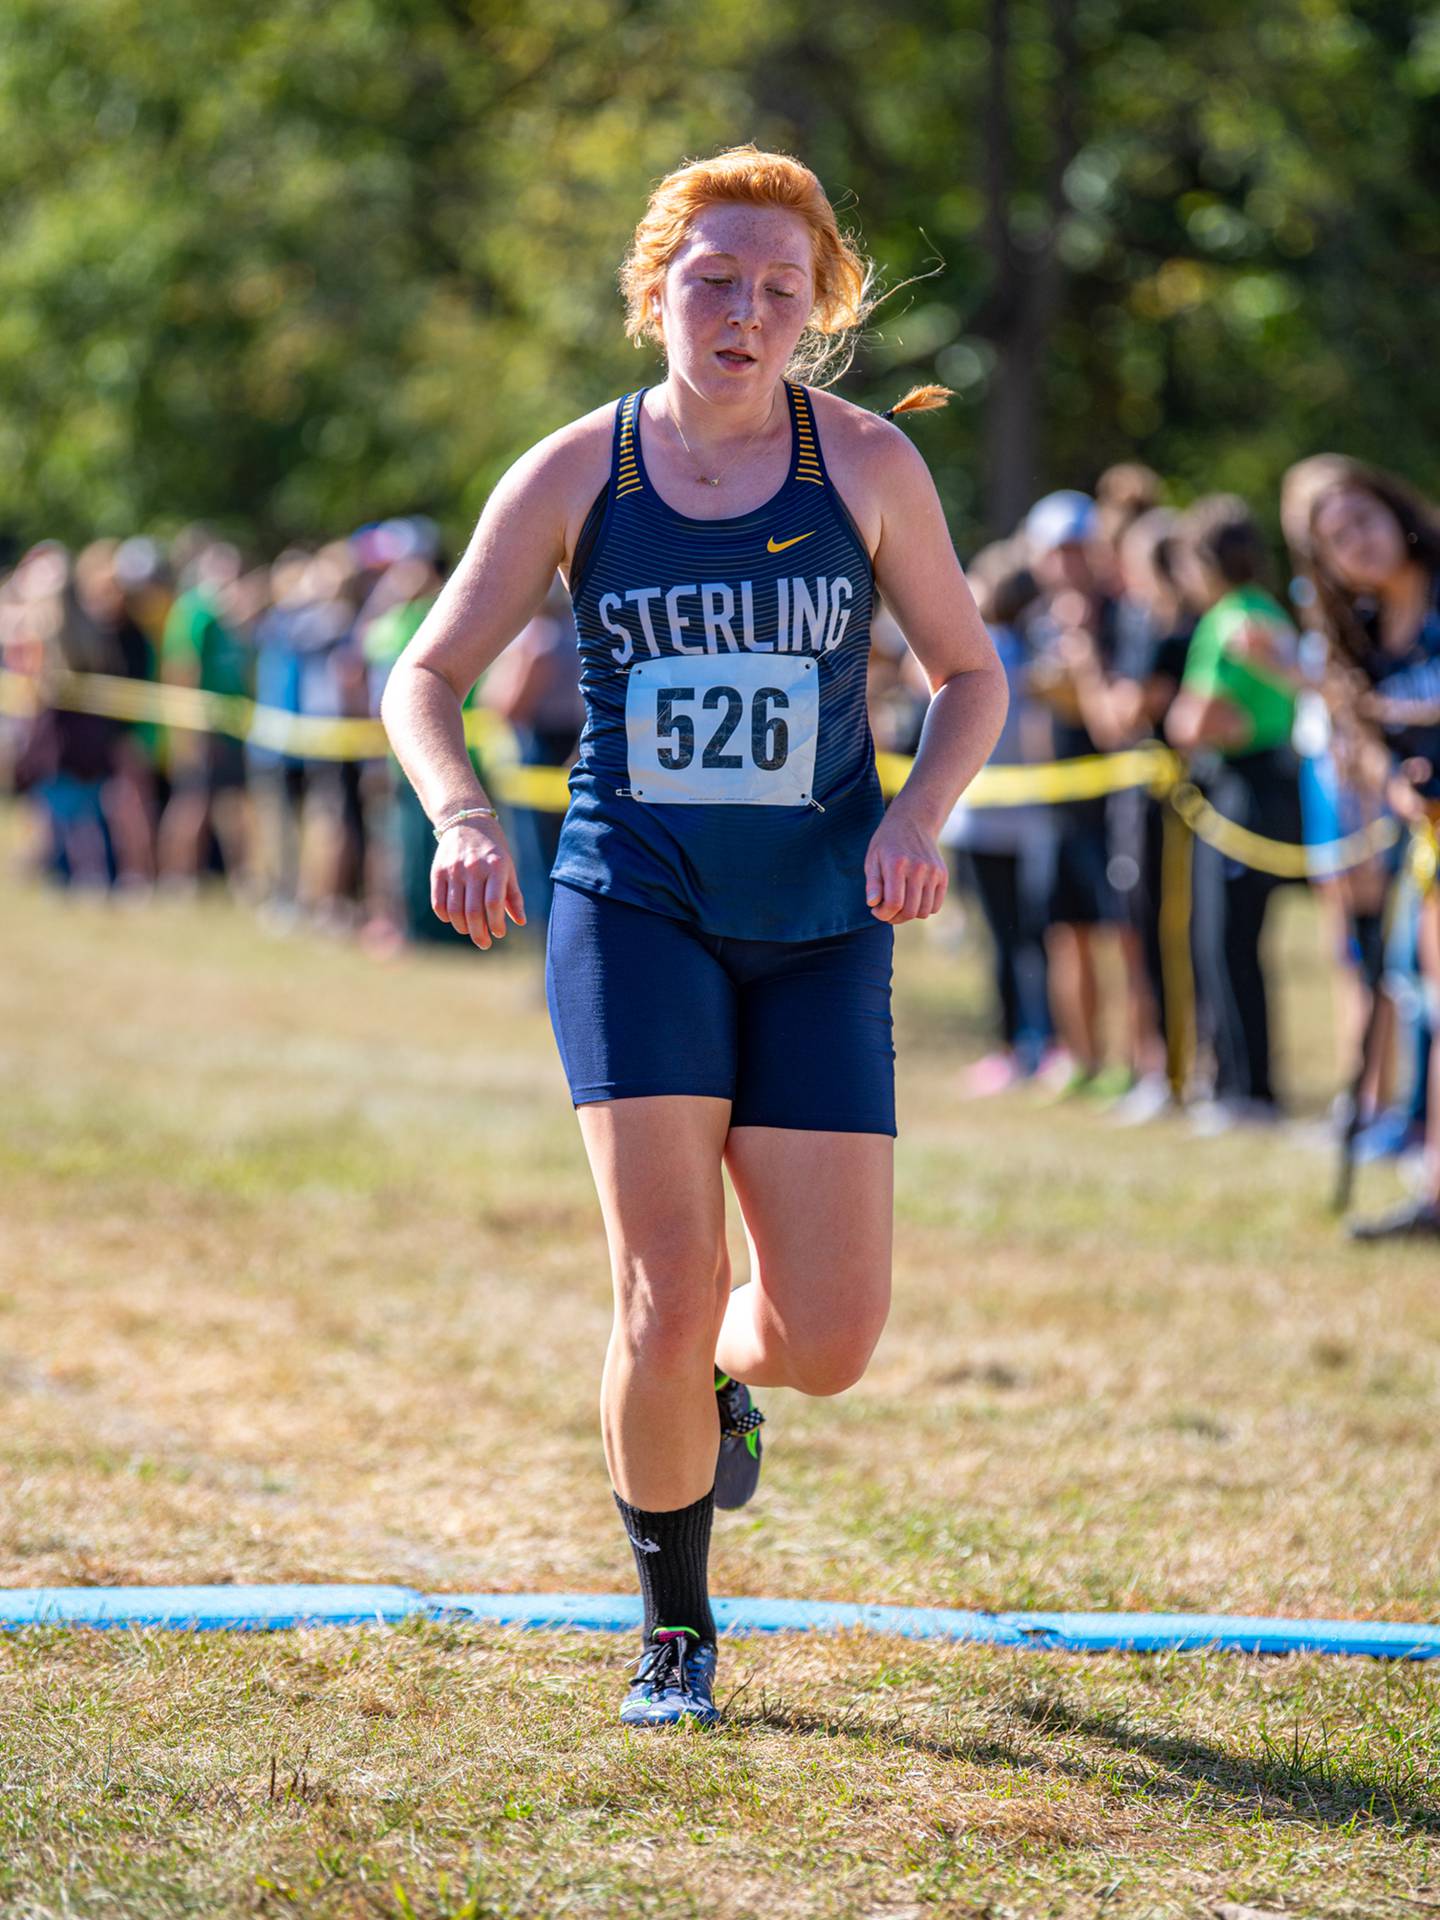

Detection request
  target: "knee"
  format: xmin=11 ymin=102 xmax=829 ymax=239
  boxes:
xmin=786 ymin=1323 xmax=882 ymax=1398
xmin=613 ymin=1248 xmax=726 ymax=1377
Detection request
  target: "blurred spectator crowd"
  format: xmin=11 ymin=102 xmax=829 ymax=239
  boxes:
xmin=867 ymin=454 xmax=1440 ymax=1241
xmin=0 ymin=517 xmax=582 ymax=955
xmin=3 ymin=450 xmax=1438 ymax=1239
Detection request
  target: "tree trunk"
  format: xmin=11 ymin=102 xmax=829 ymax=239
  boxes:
xmin=979 ymin=0 xmax=1080 ymax=535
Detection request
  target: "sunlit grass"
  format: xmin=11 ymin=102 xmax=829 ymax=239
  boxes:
xmin=2 ymin=809 xmax=1437 ymax=1917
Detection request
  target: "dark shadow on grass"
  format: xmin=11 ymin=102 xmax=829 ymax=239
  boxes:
xmin=727 ymin=1684 xmax=1440 ymax=1839
xmin=1005 ymin=1689 xmax=1440 ymax=1838
xmin=723 ymin=1685 xmax=1046 ymax=1770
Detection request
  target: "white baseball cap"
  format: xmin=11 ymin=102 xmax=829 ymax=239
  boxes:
xmin=1025 ymin=490 xmax=1097 ymax=554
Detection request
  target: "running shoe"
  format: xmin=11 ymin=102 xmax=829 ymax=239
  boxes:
xmin=1351 ymin=1108 xmax=1427 ymax=1165
xmin=1108 ymin=1071 xmax=1174 ymax=1127
xmin=619 ymin=1628 xmax=720 ymax=1727
xmin=1034 ymin=1063 xmax=1097 ymax=1106
xmin=963 ymin=1050 xmax=1023 ymax=1098
xmin=1085 ymin=1063 xmax=1136 ymax=1104
xmin=1188 ymin=1096 xmax=1283 ymax=1139
xmin=1347 ymin=1197 xmax=1440 ymax=1242
xmin=714 ymin=1370 xmax=764 ymax=1510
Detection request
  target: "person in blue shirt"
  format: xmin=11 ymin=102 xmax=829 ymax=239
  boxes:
xmin=1020 ymin=491 xmax=1126 ymax=1097
xmin=248 ymin=549 xmax=311 ymax=916
xmin=381 ymin=145 xmax=1007 ymax=1726
xmin=941 ymin=544 xmax=1055 ymax=1089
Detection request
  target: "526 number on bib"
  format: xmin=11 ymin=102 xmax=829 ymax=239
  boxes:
xmin=656 ymin=683 xmax=789 ymax=771
xmin=624 ymin=654 xmax=819 ymax=807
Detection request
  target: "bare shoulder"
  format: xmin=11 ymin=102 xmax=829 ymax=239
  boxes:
xmin=458 ymin=398 xmax=618 ymax=582
xmin=808 ymin=386 xmax=940 ymax=555
xmin=499 ymin=400 xmax=615 ymax=524
xmin=810 ymin=387 xmax=931 ymax=472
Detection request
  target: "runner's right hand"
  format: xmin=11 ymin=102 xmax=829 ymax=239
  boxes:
xmin=431 ymin=821 xmax=526 ymax=950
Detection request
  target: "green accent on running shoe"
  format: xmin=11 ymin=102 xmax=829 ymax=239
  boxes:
xmin=1087 ymin=1063 xmax=1136 ymax=1102
xmin=653 ymin=1624 xmax=701 ymax=1640
xmin=745 ymin=1431 xmax=759 ymax=1459
xmin=714 ymin=1371 xmax=730 ymax=1389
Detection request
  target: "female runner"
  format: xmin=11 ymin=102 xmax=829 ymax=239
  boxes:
xmin=381 ymin=146 xmax=1007 ymax=1725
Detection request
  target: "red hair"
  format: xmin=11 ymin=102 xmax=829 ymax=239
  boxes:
xmin=620 ymin=145 xmax=874 ymax=386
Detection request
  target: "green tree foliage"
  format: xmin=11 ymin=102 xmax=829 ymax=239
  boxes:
xmin=1 ymin=0 xmax=1437 ymax=556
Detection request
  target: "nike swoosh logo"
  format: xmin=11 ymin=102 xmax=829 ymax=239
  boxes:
xmin=767 ymin=531 xmax=815 ymax=553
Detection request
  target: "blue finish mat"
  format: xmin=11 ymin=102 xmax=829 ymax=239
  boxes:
xmin=2 ymin=1585 xmax=1437 ymax=1658
xmin=0 ymin=1585 xmax=425 ymax=1631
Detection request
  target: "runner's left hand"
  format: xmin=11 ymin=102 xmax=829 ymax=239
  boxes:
xmin=864 ymin=806 xmax=948 ymax=924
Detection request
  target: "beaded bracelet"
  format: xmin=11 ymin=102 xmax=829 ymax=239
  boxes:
xmin=432 ymin=805 xmax=498 ymax=842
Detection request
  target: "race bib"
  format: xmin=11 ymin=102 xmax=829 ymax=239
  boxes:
xmin=624 ymin=654 xmax=819 ymax=806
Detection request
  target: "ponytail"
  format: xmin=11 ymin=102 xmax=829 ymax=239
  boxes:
xmin=882 ymin=384 xmax=953 ymax=422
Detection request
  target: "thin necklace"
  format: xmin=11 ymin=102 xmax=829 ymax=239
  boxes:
xmin=665 ymin=386 xmax=781 ymax=487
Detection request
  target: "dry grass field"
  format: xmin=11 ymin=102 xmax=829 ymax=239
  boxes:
xmin=2 ymin=804 xmax=1438 ymax=1919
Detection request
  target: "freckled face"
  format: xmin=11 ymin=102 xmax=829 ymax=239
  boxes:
xmin=1311 ymin=487 xmax=1409 ymax=594
xmin=655 ymin=203 xmax=815 ymax=400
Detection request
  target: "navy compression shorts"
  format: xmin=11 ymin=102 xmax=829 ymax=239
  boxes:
xmin=545 ymin=880 xmax=896 ymax=1135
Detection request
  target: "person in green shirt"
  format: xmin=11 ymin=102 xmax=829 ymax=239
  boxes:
xmin=155 ymin=538 xmax=255 ymax=892
xmin=1167 ymin=495 xmax=1304 ymax=1130
xmin=1174 ymin=580 xmax=1297 ymax=756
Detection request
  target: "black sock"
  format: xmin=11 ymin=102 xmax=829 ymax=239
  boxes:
xmin=613 ymin=1487 xmax=716 ymax=1644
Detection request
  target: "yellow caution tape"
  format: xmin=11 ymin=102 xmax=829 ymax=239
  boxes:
xmin=3 ymin=667 xmax=1176 ymax=813
xmin=1168 ymin=780 xmax=1398 ymax=879
xmin=1408 ymin=817 xmax=1439 ymax=897
xmin=1 ymin=666 xmax=389 ymax=758
xmin=0 ymin=665 xmax=1410 ymax=878
xmin=1158 ymin=803 xmax=1196 ymax=1095
xmin=879 ymin=744 xmax=1180 ymax=806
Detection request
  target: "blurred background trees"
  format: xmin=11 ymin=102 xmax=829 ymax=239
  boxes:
xmin=1 ymin=0 xmax=1437 ymax=555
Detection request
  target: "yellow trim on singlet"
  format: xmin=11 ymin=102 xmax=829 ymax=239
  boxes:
xmin=615 ymin=391 xmax=644 ymax=498
xmin=789 ymin=385 xmax=825 ymax=485
xmin=615 ymin=385 xmax=830 ymax=500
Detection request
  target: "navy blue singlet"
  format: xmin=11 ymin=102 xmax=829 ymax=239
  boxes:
xmin=550 ymin=382 xmax=883 ymax=941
